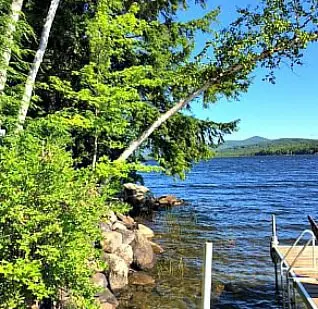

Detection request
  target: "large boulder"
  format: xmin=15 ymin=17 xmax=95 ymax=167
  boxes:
xmin=129 ymin=272 xmax=155 ymax=286
xmin=156 ymin=195 xmax=184 ymax=207
xmin=149 ymin=241 xmax=164 ymax=254
xmin=121 ymin=230 xmax=135 ymax=245
xmin=116 ymin=213 xmax=135 ymax=228
xmin=91 ymin=272 xmax=108 ymax=289
xmin=101 ymin=231 xmax=123 ymax=253
xmin=137 ymin=224 xmax=154 ymax=239
xmin=107 ymin=211 xmax=118 ymax=224
xmin=96 ymin=287 xmax=119 ymax=309
xmin=113 ymin=244 xmax=133 ymax=265
xmin=100 ymin=222 xmax=112 ymax=233
xmin=132 ymin=232 xmax=155 ymax=270
xmin=123 ymin=183 xmax=149 ymax=206
xmin=112 ymin=221 xmax=128 ymax=233
xmin=102 ymin=254 xmax=129 ymax=291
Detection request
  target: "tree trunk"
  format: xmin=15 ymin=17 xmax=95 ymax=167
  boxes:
xmin=0 ymin=0 xmax=24 ymax=94
xmin=116 ymin=38 xmax=307 ymax=162
xmin=117 ymin=84 xmax=211 ymax=161
xmin=92 ymin=134 xmax=98 ymax=169
xmin=16 ymin=0 xmax=60 ymax=132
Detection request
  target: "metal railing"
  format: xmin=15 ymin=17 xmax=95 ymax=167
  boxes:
xmin=281 ymin=229 xmax=317 ymax=271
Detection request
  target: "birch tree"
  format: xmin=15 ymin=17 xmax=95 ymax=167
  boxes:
xmin=16 ymin=0 xmax=60 ymax=131
xmin=0 ymin=0 xmax=24 ymax=93
xmin=117 ymin=0 xmax=318 ymax=162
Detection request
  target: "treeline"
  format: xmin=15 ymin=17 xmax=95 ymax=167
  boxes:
xmin=217 ymin=140 xmax=318 ymax=157
xmin=0 ymin=0 xmax=318 ymax=308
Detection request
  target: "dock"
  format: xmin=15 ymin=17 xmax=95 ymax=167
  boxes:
xmin=271 ymin=215 xmax=318 ymax=309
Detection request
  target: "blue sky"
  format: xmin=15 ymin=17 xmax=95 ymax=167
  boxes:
xmin=178 ymin=1 xmax=318 ymax=140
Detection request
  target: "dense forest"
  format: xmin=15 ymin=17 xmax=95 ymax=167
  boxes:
xmin=217 ymin=138 xmax=318 ymax=157
xmin=0 ymin=0 xmax=317 ymax=308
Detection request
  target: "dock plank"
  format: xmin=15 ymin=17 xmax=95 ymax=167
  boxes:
xmin=274 ymin=245 xmax=318 ymax=308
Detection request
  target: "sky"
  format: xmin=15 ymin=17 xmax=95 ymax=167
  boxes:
xmin=177 ymin=1 xmax=318 ymax=141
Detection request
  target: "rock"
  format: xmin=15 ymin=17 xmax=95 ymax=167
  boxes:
xmin=224 ymin=282 xmax=242 ymax=294
xmin=129 ymin=272 xmax=155 ymax=286
xmin=101 ymin=231 xmax=123 ymax=253
xmin=113 ymin=244 xmax=133 ymax=265
xmin=100 ymin=222 xmax=112 ymax=233
xmin=157 ymin=195 xmax=184 ymax=207
xmin=108 ymin=211 xmax=118 ymax=224
xmin=121 ymin=230 xmax=135 ymax=245
xmin=102 ymin=254 xmax=129 ymax=291
xmin=100 ymin=304 xmax=116 ymax=309
xmin=91 ymin=272 xmax=108 ymax=288
xmin=123 ymin=183 xmax=149 ymax=204
xmin=123 ymin=183 xmax=149 ymax=194
xmin=137 ymin=224 xmax=154 ymax=239
xmin=97 ymin=287 xmax=119 ymax=308
xmin=214 ymin=282 xmax=225 ymax=297
xmin=116 ymin=213 xmax=135 ymax=227
xmin=149 ymin=241 xmax=164 ymax=254
xmin=132 ymin=232 xmax=155 ymax=270
xmin=112 ymin=221 xmax=128 ymax=233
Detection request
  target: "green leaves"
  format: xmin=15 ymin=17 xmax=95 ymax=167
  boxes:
xmin=0 ymin=131 xmax=109 ymax=308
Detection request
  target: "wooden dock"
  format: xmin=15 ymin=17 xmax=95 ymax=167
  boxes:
xmin=271 ymin=215 xmax=318 ymax=309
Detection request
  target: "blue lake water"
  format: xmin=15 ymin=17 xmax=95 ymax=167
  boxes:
xmin=139 ymin=156 xmax=318 ymax=308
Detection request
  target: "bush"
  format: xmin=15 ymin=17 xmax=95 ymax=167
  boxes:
xmin=0 ymin=132 xmax=107 ymax=308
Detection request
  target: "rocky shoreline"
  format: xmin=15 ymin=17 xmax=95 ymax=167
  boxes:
xmin=89 ymin=183 xmax=184 ymax=309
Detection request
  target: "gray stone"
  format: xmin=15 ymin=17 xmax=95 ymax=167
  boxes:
xmin=123 ymin=183 xmax=149 ymax=203
xmin=112 ymin=221 xmax=127 ymax=233
xmin=108 ymin=211 xmax=118 ymax=224
xmin=101 ymin=231 xmax=123 ymax=253
xmin=149 ymin=241 xmax=164 ymax=254
xmin=129 ymin=272 xmax=155 ymax=286
xmin=91 ymin=272 xmax=108 ymax=288
xmin=114 ymin=244 xmax=133 ymax=265
xmin=116 ymin=213 xmax=135 ymax=227
xmin=100 ymin=304 xmax=117 ymax=309
xmin=132 ymin=232 xmax=155 ymax=270
xmin=137 ymin=224 xmax=154 ymax=239
xmin=121 ymin=230 xmax=135 ymax=245
xmin=100 ymin=222 xmax=112 ymax=233
xmin=123 ymin=183 xmax=149 ymax=194
xmin=97 ymin=287 xmax=119 ymax=308
xmin=102 ymin=254 xmax=128 ymax=291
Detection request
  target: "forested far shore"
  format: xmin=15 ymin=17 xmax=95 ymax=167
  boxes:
xmin=216 ymin=139 xmax=318 ymax=157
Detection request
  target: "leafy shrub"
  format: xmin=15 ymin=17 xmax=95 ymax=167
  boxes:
xmin=0 ymin=132 xmax=107 ymax=308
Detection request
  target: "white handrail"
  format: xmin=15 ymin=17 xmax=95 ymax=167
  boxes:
xmin=281 ymin=229 xmax=316 ymax=271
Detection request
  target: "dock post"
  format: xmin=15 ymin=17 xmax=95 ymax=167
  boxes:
xmin=271 ymin=215 xmax=279 ymax=292
xmin=271 ymin=214 xmax=279 ymax=247
xmin=202 ymin=242 xmax=213 ymax=309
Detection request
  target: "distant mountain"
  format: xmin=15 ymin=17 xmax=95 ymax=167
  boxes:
xmin=217 ymin=137 xmax=318 ymax=157
xmin=220 ymin=136 xmax=271 ymax=150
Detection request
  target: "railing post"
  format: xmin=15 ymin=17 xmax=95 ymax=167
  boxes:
xmin=271 ymin=214 xmax=279 ymax=247
xmin=202 ymin=242 xmax=213 ymax=309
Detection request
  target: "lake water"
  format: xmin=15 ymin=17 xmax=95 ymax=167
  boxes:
xmin=119 ymin=155 xmax=318 ymax=309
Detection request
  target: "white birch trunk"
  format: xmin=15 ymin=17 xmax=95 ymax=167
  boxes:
xmin=117 ymin=84 xmax=211 ymax=161
xmin=0 ymin=0 xmax=24 ymax=93
xmin=116 ymin=43 xmax=292 ymax=161
xmin=16 ymin=0 xmax=60 ymax=131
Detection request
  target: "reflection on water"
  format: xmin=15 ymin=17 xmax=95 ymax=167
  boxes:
xmin=119 ymin=156 xmax=318 ymax=308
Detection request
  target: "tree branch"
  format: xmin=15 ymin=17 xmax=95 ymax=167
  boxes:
xmin=116 ymin=34 xmax=317 ymax=162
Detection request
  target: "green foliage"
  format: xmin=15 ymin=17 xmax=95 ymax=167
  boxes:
xmin=0 ymin=130 xmax=108 ymax=309
xmin=0 ymin=0 xmax=318 ymax=306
